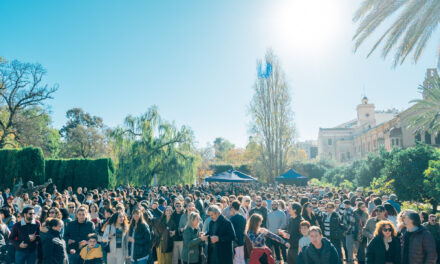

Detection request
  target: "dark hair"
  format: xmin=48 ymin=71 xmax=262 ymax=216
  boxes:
xmin=47 ymin=218 xmax=62 ymax=229
xmin=22 ymin=206 xmax=34 ymax=215
xmin=420 ymin=211 xmax=429 ymax=224
xmin=408 ymin=212 xmax=421 ymax=227
xmin=231 ymin=200 xmax=241 ymax=211
xmin=59 ymin=208 xmax=70 ymax=221
xmin=384 ymin=203 xmax=397 ymax=216
xmin=301 ymin=202 xmax=315 ymax=220
xmin=291 ymin=202 xmax=302 ymax=216
xmin=88 ymin=233 xmax=98 ymax=241
xmin=375 ymin=205 xmax=385 ymax=213
xmin=373 ymin=197 xmax=382 ymax=206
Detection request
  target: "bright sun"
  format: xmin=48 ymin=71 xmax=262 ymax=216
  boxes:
xmin=271 ymin=0 xmax=344 ymax=57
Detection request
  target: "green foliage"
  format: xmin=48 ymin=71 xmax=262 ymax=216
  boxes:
xmin=0 ymin=147 xmax=45 ymax=189
xmin=209 ymin=164 xmax=233 ymax=174
xmin=323 ymin=166 xmax=346 ymax=186
xmin=292 ymin=161 xmax=328 ymax=179
xmin=45 ymin=158 xmax=115 ymax=190
xmin=383 ymin=144 xmax=438 ymax=202
xmin=112 ymin=106 xmax=198 ymax=186
xmin=60 ymin=108 xmax=108 ymax=159
xmin=401 ymin=201 xmax=433 ymax=213
xmin=366 ymin=175 xmax=395 ymax=196
xmin=213 ymin=138 xmax=234 ymax=161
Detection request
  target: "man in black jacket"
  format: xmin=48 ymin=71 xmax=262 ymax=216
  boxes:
xmin=249 ymin=196 xmax=268 ymax=227
xmin=207 ymin=205 xmax=236 ymax=264
xmin=64 ymin=207 xmax=95 ymax=264
xmin=280 ymin=202 xmax=303 ymax=264
xmin=42 ymin=218 xmax=68 ymax=264
xmin=171 ymin=200 xmax=184 ymax=264
xmin=194 ymin=191 xmax=205 ymax=220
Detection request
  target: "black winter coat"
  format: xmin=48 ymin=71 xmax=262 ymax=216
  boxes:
xmin=64 ymin=220 xmax=95 ymax=251
xmin=304 ymin=238 xmax=339 ymax=264
xmin=42 ymin=229 xmax=68 ymax=264
xmin=366 ymin=235 xmax=400 ymax=264
xmin=128 ymin=222 xmax=152 ymax=261
xmin=207 ymin=214 xmax=236 ymax=264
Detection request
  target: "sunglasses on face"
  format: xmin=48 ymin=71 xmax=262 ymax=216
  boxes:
xmin=175 ymin=205 xmax=182 ymax=208
xmin=256 ymin=200 xmax=262 ymax=203
xmin=383 ymin=228 xmax=392 ymax=232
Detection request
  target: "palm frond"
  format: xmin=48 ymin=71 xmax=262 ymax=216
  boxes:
xmin=353 ymin=0 xmax=440 ymax=67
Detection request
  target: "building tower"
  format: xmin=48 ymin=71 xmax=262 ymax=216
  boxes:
xmin=357 ymin=96 xmax=376 ymax=130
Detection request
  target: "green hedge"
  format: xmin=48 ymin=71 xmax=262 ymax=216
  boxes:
xmin=0 ymin=147 xmax=45 ymax=189
xmin=45 ymin=158 xmax=115 ymax=190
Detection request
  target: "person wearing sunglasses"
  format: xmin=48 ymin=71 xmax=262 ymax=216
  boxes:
xmin=9 ymin=206 xmax=40 ymax=264
xmin=366 ymin=220 xmax=401 ymax=264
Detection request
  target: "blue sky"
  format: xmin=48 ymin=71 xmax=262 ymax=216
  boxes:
xmin=1 ymin=0 xmax=438 ymax=148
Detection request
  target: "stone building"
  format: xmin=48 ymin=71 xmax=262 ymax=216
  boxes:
xmin=317 ymin=69 xmax=439 ymax=163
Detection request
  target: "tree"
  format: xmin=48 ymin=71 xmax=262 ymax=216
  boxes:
xmin=12 ymin=106 xmax=61 ymax=158
xmin=408 ymin=73 xmax=440 ymax=133
xmin=353 ymin=0 xmax=440 ymax=67
xmin=382 ymin=144 xmax=438 ymax=203
xmin=0 ymin=60 xmax=58 ymax=148
xmin=60 ymin=108 xmax=108 ymax=158
xmin=111 ymin=106 xmax=198 ymax=186
xmin=249 ymin=49 xmax=295 ymax=182
xmin=213 ymin=137 xmax=234 ymax=161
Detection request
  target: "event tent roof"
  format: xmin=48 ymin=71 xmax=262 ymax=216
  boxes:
xmin=205 ymin=169 xmax=258 ymax=182
xmin=276 ymin=168 xmax=308 ymax=182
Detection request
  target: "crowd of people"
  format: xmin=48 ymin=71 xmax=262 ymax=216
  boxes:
xmin=0 ymin=182 xmax=438 ymax=264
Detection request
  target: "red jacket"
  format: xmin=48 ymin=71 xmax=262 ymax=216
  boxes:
xmin=249 ymin=247 xmax=275 ymax=264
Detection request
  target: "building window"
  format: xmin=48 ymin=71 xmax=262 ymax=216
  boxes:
xmin=328 ymin=152 xmax=332 ymax=159
xmin=391 ymin=139 xmax=395 ymax=146
xmin=415 ymin=133 xmax=421 ymax=142
xmin=328 ymin=139 xmax=332 ymax=145
xmin=425 ymin=132 xmax=432 ymax=145
xmin=341 ymin=153 xmax=346 ymax=162
xmin=396 ymin=138 xmax=399 ymax=146
xmin=436 ymin=134 xmax=440 ymax=145
xmin=347 ymin=152 xmax=351 ymax=160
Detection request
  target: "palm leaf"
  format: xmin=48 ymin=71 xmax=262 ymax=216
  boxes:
xmin=353 ymin=0 xmax=440 ymax=67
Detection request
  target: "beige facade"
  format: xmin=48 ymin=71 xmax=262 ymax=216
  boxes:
xmin=318 ymin=97 xmax=413 ymax=163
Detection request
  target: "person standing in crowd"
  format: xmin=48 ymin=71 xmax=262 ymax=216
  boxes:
xmin=279 ymin=202 xmax=303 ymax=264
xmin=229 ymin=200 xmax=246 ymax=264
xmin=267 ymin=200 xmax=287 ymax=263
xmin=298 ymin=221 xmax=311 ymax=253
xmin=194 ymin=191 xmax=205 ymax=220
xmin=9 ymin=206 xmax=40 ymax=264
xmin=241 ymin=196 xmax=252 ymax=220
xmin=301 ymin=202 xmax=319 ymax=227
xmin=42 ymin=218 xmax=68 ymax=264
xmin=64 ymin=206 xmax=95 ymax=264
xmin=171 ymin=200 xmax=184 ymax=264
xmin=354 ymin=201 xmax=369 ymax=264
xmin=182 ymin=212 xmax=208 ymax=264
xmin=80 ymin=233 xmax=104 ymax=264
xmin=364 ymin=205 xmax=386 ymax=243
xmin=128 ymin=209 xmax=152 ymax=264
xmin=401 ymin=211 xmax=437 ymax=264
xmin=387 ymin=194 xmax=400 ymax=213
xmin=249 ymin=196 xmax=268 ymax=228
xmin=424 ymin=214 xmax=440 ymax=264
xmin=247 ymin=213 xmax=290 ymax=264
xmin=156 ymin=206 xmax=174 ymax=264
xmin=384 ymin=203 xmax=398 ymax=228
xmin=302 ymin=226 xmax=339 ymax=264
xmin=322 ymin=202 xmax=343 ymax=264
xmin=366 ymin=220 xmax=400 ymax=264
xmin=342 ymin=200 xmax=356 ymax=264
xmin=206 ymin=205 xmax=236 ymax=264
xmin=102 ymin=211 xmax=129 ymax=264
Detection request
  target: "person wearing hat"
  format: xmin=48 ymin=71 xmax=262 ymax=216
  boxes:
xmin=387 ymin=194 xmax=401 ymax=213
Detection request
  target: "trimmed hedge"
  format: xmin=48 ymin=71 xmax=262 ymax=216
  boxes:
xmin=0 ymin=147 xmax=45 ymax=189
xmin=45 ymin=158 xmax=115 ymax=190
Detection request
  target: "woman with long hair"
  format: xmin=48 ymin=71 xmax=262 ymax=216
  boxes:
xmin=246 ymin=213 xmax=290 ymax=248
xmin=102 ymin=211 xmax=129 ymax=264
xmin=384 ymin=203 xmax=398 ymax=228
xmin=156 ymin=206 xmax=174 ymax=264
xmin=128 ymin=209 xmax=152 ymax=264
xmin=89 ymin=203 xmax=101 ymax=226
xmin=366 ymin=220 xmax=401 ymax=264
xmin=301 ymin=202 xmax=319 ymax=227
xmin=182 ymin=212 xmax=208 ymax=264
